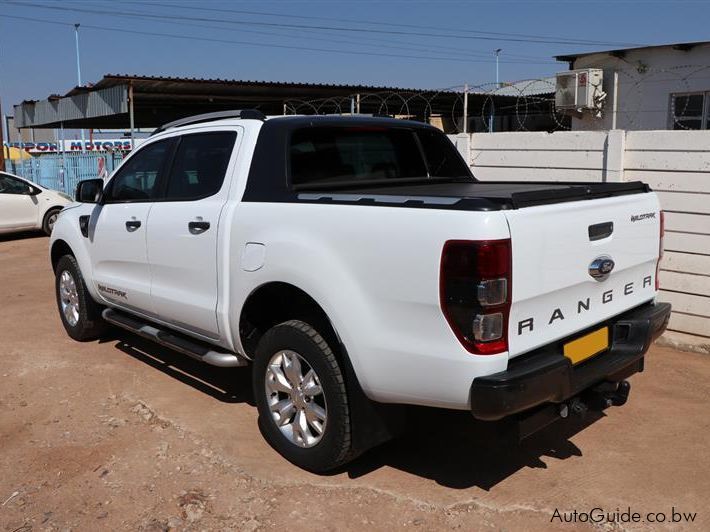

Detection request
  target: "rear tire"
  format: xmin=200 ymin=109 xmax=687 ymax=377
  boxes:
xmin=55 ymin=255 xmax=106 ymax=341
xmin=42 ymin=207 xmax=62 ymax=235
xmin=253 ymin=320 xmax=352 ymax=473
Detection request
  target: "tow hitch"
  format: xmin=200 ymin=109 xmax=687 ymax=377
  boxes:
xmin=516 ymin=380 xmax=632 ymax=440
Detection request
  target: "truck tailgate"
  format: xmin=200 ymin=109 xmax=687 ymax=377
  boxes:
xmin=505 ymin=192 xmax=661 ymax=358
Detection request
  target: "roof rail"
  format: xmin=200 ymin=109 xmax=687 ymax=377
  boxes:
xmin=151 ymin=109 xmax=266 ymax=136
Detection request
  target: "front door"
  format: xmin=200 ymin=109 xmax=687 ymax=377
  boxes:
xmin=0 ymin=173 xmax=39 ymax=230
xmin=90 ymin=138 xmax=175 ymax=316
xmin=147 ymin=130 xmax=238 ymax=338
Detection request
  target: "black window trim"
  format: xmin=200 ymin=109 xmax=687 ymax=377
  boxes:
xmin=102 ymin=131 xmax=238 ymax=204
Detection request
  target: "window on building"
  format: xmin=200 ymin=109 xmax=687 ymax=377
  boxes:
xmin=670 ymin=92 xmax=709 ymax=130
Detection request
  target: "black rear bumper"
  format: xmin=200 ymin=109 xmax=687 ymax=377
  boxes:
xmin=470 ymin=302 xmax=671 ymax=421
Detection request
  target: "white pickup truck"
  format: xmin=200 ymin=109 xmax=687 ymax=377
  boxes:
xmin=50 ymin=111 xmax=670 ymax=472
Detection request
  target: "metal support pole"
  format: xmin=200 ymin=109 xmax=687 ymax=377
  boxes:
xmin=60 ymin=122 xmax=66 ymax=190
xmin=463 ymin=83 xmax=469 ymax=133
xmin=128 ymin=83 xmax=135 ymax=148
xmin=356 ymin=93 xmax=361 ymax=114
xmin=350 ymin=97 xmax=355 ymax=115
xmin=60 ymin=122 xmax=66 ymax=164
xmin=0 ymin=96 xmax=5 ymax=171
xmin=611 ymin=70 xmax=619 ymax=130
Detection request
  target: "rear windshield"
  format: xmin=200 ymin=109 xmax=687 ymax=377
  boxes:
xmin=289 ymin=126 xmax=471 ymax=187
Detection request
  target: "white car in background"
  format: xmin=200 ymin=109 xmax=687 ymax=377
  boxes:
xmin=0 ymin=171 xmax=72 ymax=235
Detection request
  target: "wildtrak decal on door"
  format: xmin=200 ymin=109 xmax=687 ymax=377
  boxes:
xmin=517 ymin=275 xmax=653 ymax=335
xmin=98 ymin=284 xmax=127 ymax=299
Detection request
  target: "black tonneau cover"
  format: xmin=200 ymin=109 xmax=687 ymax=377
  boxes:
xmin=300 ymin=180 xmax=651 ymax=211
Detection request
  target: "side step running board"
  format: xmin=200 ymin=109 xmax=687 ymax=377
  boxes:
xmin=102 ymin=308 xmax=248 ymax=368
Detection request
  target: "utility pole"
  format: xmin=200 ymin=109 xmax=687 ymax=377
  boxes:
xmin=75 ymin=23 xmax=86 ymax=145
xmin=489 ymin=48 xmax=502 ymax=133
xmin=74 ymin=24 xmax=82 ymax=86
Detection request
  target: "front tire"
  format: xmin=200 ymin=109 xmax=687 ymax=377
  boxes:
xmin=55 ymin=255 xmax=106 ymax=341
xmin=253 ymin=320 xmax=352 ymax=473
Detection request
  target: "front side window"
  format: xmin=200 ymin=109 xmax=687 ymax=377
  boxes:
xmin=164 ymin=132 xmax=236 ymax=200
xmin=106 ymin=139 xmax=172 ymax=201
xmin=289 ymin=126 xmax=470 ymax=187
xmin=0 ymin=173 xmax=31 ymax=195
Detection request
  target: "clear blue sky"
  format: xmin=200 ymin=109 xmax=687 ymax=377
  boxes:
xmin=1 ymin=0 xmax=709 ymax=110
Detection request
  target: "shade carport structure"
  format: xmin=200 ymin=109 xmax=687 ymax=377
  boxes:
xmin=13 ymin=74 xmax=469 ymax=133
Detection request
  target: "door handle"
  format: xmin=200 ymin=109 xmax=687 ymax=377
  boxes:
xmin=188 ymin=220 xmax=210 ymax=234
xmin=125 ymin=220 xmax=142 ymax=231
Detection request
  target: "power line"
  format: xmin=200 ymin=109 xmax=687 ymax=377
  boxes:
xmin=5 ymin=1 xmax=642 ymax=47
xmin=54 ymin=0 xmax=553 ymax=62
xmin=130 ymin=0 xmax=644 ymax=48
xmin=0 ymin=13 xmax=558 ymax=66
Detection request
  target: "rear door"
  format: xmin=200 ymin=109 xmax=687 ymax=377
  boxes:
xmin=0 ymin=173 xmax=39 ymax=230
xmin=504 ymin=192 xmax=661 ymax=358
xmin=90 ymin=138 xmax=175 ymax=315
xmin=147 ymin=129 xmax=239 ymax=339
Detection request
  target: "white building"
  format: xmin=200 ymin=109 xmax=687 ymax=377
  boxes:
xmin=556 ymin=41 xmax=710 ymax=131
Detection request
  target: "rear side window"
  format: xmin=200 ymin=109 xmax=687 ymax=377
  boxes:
xmin=289 ymin=126 xmax=470 ymax=187
xmin=165 ymin=132 xmax=236 ymax=200
xmin=108 ymin=139 xmax=172 ymax=202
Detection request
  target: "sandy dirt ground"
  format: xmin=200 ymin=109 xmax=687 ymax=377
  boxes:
xmin=1 ymin=233 xmax=708 ymax=531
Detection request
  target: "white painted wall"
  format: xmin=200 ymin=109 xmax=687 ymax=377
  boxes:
xmin=566 ymin=43 xmax=710 ymax=131
xmin=449 ymin=130 xmax=710 ymax=352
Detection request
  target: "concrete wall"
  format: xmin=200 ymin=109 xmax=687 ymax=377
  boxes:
xmin=567 ymin=43 xmax=710 ymax=131
xmin=450 ymin=130 xmax=710 ymax=353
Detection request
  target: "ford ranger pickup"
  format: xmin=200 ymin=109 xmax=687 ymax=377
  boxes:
xmin=49 ymin=110 xmax=670 ymax=472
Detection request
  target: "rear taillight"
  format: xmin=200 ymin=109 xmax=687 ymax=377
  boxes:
xmin=656 ymin=210 xmax=665 ymax=290
xmin=440 ymin=239 xmax=512 ymax=355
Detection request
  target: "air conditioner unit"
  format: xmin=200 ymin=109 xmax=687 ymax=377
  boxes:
xmin=555 ymin=69 xmax=604 ymax=111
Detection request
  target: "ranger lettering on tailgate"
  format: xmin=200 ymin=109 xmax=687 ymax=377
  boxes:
xmin=518 ymin=275 xmax=653 ymax=335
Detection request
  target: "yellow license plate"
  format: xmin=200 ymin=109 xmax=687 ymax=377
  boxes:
xmin=563 ymin=327 xmax=609 ymax=365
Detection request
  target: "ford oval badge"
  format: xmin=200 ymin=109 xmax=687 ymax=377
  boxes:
xmin=589 ymin=255 xmax=615 ymax=282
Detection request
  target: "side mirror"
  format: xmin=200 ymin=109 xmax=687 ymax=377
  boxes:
xmin=76 ymin=179 xmax=104 ymax=204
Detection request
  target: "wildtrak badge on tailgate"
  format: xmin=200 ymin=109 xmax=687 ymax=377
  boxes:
xmin=630 ymin=212 xmax=656 ymax=222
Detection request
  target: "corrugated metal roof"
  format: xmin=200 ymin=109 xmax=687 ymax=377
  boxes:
xmin=14 ymin=85 xmax=127 ymax=128
xmin=472 ymin=77 xmax=555 ymax=97
xmin=66 ymin=73 xmax=435 ymax=96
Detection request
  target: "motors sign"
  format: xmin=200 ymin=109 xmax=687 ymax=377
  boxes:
xmin=3 ymin=139 xmax=142 ymax=154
